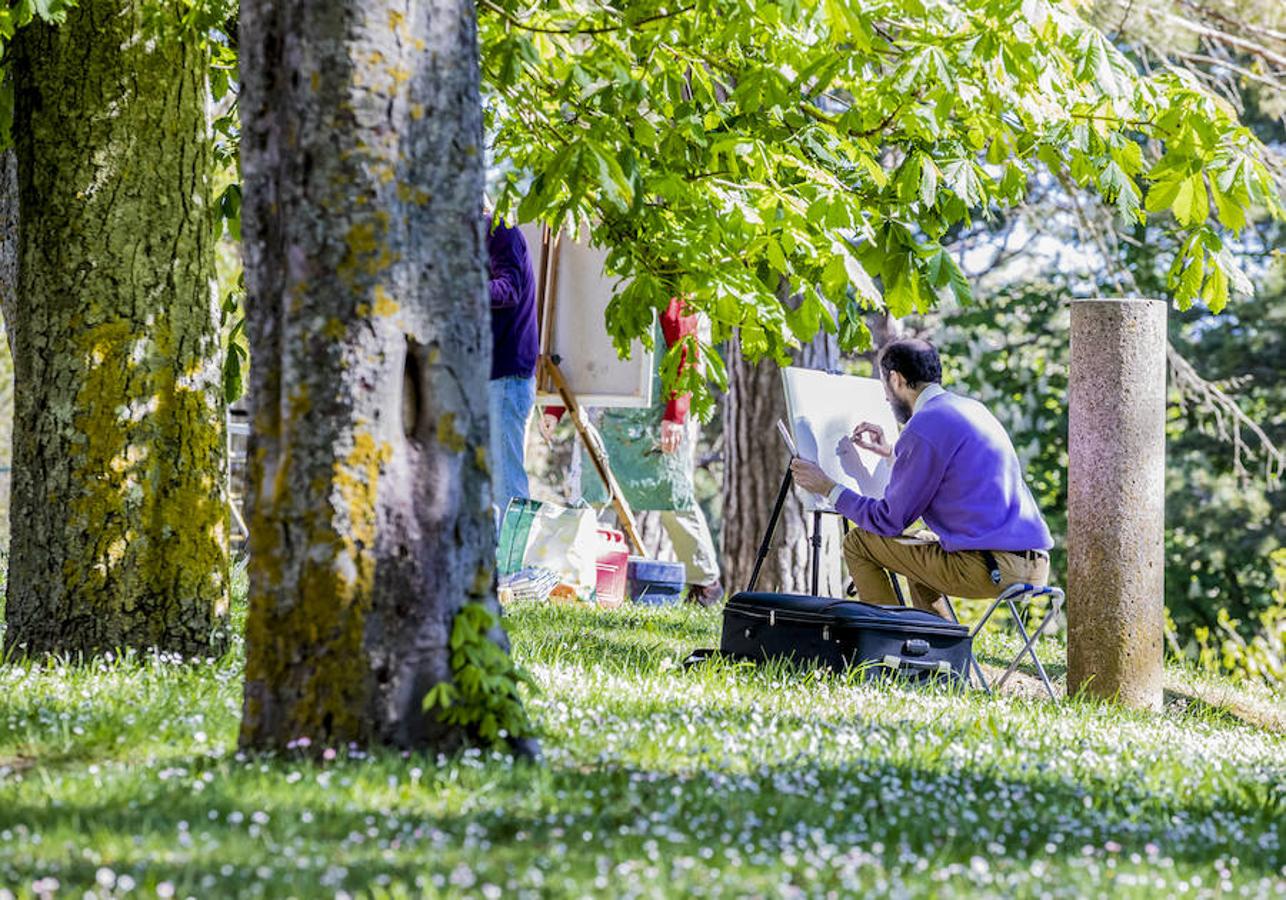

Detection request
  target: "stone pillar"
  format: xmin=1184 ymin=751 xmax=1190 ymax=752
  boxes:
xmin=1067 ymin=298 xmax=1168 ymax=709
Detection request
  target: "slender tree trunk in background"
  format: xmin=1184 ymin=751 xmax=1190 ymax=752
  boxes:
xmin=2 ymin=1 xmax=228 ymax=656
xmin=0 ymin=151 xmax=13 ymax=297
xmin=239 ymin=0 xmax=498 ymax=750
xmin=722 ymin=331 xmax=843 ymax=596
xmin=0 ymin=153 xmax=14 ymax=548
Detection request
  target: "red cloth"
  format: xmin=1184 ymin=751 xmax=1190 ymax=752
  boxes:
xmin=658 ymin=296 xmax=698 ymax=424
xmin=545 ymin=297 xmax=698 ymax=424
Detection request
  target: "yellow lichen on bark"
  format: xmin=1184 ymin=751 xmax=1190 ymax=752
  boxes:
xmin=372 ymin=285 xmax=399 ymax=316
xmin=65 ymin=320 xmax=136 ymax=596
xmin=57 ymin=312 xmax=227 ymax=636
xmin=437 ymin=412 xmax=467 ymax=452
xmin=154 ymin=382 xmax=229 ymax=616
xmin=244 ymin=425 xmax=393 ymax=744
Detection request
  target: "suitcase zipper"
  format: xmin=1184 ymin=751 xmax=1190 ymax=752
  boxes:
xmin=727 ymin=605 xmax=966 ymax=636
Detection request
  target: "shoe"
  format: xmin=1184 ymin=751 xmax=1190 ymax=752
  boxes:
xmin=686 ymin=581 xmax=725 ymax=608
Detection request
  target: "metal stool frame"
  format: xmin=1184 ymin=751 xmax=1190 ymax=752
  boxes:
xmin=965 ymin=583 xmax=1064 ymax=701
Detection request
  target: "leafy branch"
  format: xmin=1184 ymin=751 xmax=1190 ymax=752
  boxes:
xmin=480 ymin=0 xmax=696 ymax=36
xmin=422 ymin=602 xmax=538 ymax=748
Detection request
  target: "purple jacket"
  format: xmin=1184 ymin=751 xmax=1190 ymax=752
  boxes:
xmin=486 ymin=217 xmax=537 ymax=381
xmin=835 ymin=390 xmax=1053 ymax=553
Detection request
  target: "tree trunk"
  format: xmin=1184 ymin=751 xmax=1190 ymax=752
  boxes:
xmin=0 ymin=152 xmax=15 ymax=554
xmin=722 ymin=331 xmax=844 ymax=596
xmin=2 ymin=2 xmax=228 ymax=657
xmin=238 ymin=0 xmax=496 ymax=751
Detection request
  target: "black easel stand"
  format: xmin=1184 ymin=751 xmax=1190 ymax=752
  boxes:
xmin=810 ymin=510 xmax=822 ymax=596
xmin=745 ymin=465 xmax=828 ymax=598
xmin=745 ymin=466 xmax=906 ymax=604
xmin=746 ymin=467 xmax=794 ymax=592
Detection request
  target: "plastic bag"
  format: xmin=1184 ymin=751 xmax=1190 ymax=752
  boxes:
xmin=497 ymin=499 xmax=599 ymax=599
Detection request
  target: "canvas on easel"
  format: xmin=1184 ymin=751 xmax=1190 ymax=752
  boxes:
xmin=521 ymin=225 xmax=653 ymax=408
xmin=781 ymin=367 xmax=898 ymax=511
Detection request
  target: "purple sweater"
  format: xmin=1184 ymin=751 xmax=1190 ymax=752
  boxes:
xmin=486 ymin=217 xmax=538 ymax=381
xmin=835 ymin=390 xmax=1053 ymax=553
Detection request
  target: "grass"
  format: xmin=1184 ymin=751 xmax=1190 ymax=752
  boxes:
xmin=0 ymin=599 xmax=1282 ymax=898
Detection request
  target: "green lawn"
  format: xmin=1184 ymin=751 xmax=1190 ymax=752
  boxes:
xmin=0 ymin=599 xmax=1282 ymax=898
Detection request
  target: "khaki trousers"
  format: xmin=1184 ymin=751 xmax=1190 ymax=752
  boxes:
xmin=842 ymin=528 xmax=1049 ymax=617
xmin=659 ymin=506 xmax=720 ymax=586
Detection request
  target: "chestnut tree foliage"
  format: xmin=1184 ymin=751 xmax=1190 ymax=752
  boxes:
xmin=481 ymin=0 xmax=1281 ymax=414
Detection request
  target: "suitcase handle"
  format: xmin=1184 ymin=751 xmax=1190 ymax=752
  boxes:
xmin=902 ymin=639 xmax=930 ymax=657
xmin=882 ymin=655 xmax=953 ymax=676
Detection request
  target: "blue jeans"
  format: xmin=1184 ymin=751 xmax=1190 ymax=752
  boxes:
xmin=489 ymin=375 xmax=535 ymax=525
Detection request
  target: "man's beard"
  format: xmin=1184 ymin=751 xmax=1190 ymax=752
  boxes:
xmin=890 ymin=395 xmax=913 ymax=425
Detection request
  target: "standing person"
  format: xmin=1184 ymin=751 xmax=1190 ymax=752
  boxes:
xmin=543 ymin=298 xmax=724 ymax=606
xmin=486 ymin=214 xmax=538 ymax=524
xmin=789 ymin=339 xmax=1052 ymax=619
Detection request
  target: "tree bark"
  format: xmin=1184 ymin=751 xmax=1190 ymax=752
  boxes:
xmin=722 ymin=331 xmax=844 ymax=596
xmin=2 ymin=2 xmax=228 ymax=657
xmin=238 ymin=0 xmax=497 ymax=750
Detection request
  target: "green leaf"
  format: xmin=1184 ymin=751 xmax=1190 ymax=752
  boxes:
xmin=919 ymin=156 xmax=939 ymax=209
xmin=821 ymin=255 xmax=848 ymax=298
xmin=942 ymin=159 xmax=983 ymax=209
xmin=1209 ymin=177 xmax=1246 ymax=233
xmin=634 ymin=116 xmax=658 ymax=149
xmin=1176 ymin=252 xmax=1204 ymax=308
xmin=1201 ymin=264 xmax=1228 ymax=313
xmin=884 ymin=254 xmax=920 ymax=317
xmin=224 ymin=342 xmax=246 ymax=405
xmin=856 ymin=154 xmax=888 ymax=189
xmin=1145 ymin=176 xmax=1183 ymax=215
xmin=1215 ymin=247 xmax=1253 ymax=297
xmin=896 ymin=155 xmax=921 ymax=205
xmin=998 ymin=164 xmax=1027 ymax=203
xmin=1076 ymin=30 xmax=1132 ymax=98
xmin=785 ymin=289 xmax=822 ymax=342
xmin=925 ymin=249 xmax=972 ymax=306
xmin=765 ymin=238 xmax=787 ymax=274
xmin=1171 ymin=174 xmax=1208 ymax=228
xmin=1098 ymin=161 xmax=1142 ymax=225
xmin=840 ymin=245 xmax=880 ymax=306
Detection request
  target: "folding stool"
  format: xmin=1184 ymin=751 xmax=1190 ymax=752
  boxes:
xmin=965 ymin=582 xmax=1065 ymax=701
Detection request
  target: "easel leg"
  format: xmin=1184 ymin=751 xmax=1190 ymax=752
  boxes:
xmin=810 ymin=510 xmax=823 ymax=597
xmin=543 ymin=355 xmax=646 ymax=556
xmin=747 ymin=467 xmax=793 ymax=592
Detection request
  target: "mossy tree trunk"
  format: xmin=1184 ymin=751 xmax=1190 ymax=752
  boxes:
xmin=722 ymin=330 xmax=844 ymax=596
xmin=2 ymin=1 xmax=228 ymax=657
xmin=238 ymin=0 xmax=499 ymax=750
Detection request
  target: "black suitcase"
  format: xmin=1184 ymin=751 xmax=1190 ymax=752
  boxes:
xmin=720 ymin=592 xmax=973 ymax=683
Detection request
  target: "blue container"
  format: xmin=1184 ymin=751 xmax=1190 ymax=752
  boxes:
xmin=627 ymin=557 xmax=686 ymax=605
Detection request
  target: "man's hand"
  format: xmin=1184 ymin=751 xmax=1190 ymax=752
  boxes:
xmin=790 ymin=458 xmax=835 ymax=496
xmin=851 ymin=421 xmax=893 ymax=459
xmin=659 ymin=420 xmax=684 ymax=454
xmin=538 ymin=413 xmax=560 ymax=443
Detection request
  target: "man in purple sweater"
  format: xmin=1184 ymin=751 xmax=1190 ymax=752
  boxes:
xmin=486 ymin=215 xmax=538 ymax=522
xmin=790 ymin=339 xmax=1052 ymax=619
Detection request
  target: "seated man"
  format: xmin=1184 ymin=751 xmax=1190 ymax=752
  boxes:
xmin=790 ymin=339 xmax=1052 ymax=619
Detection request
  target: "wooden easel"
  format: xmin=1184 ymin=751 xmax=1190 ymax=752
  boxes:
xmin=533 ymin=227 xmax=645 ymax=557
xmin=542 ymin=354 xmax=645 ymax=555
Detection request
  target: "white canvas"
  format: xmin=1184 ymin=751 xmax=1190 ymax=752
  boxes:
xmin=524 ymin=226 xmax=653 ymax=408
xmin=782 ymin=367 xmax=898 ymax=511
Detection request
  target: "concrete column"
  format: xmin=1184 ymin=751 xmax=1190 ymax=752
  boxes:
xmin=1067 ymin=298 xmax=1168 ymax=709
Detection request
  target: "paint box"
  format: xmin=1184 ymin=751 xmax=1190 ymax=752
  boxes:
xmin=627 ymin=557 xmax=686 ymax=606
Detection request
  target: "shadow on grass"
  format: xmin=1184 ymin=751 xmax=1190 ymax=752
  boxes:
xmin=0 ymin=603 xmax=1279 ymax=893
xmin=0 ymin=735 xmax=1279 ymax=894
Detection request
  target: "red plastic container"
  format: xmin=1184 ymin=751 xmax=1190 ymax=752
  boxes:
xmin=594 ymin=527 xmax=630 ymax=608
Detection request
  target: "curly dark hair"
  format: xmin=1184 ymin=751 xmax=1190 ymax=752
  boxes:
xmin=877 ymin=339 xmax=942 ymax=388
